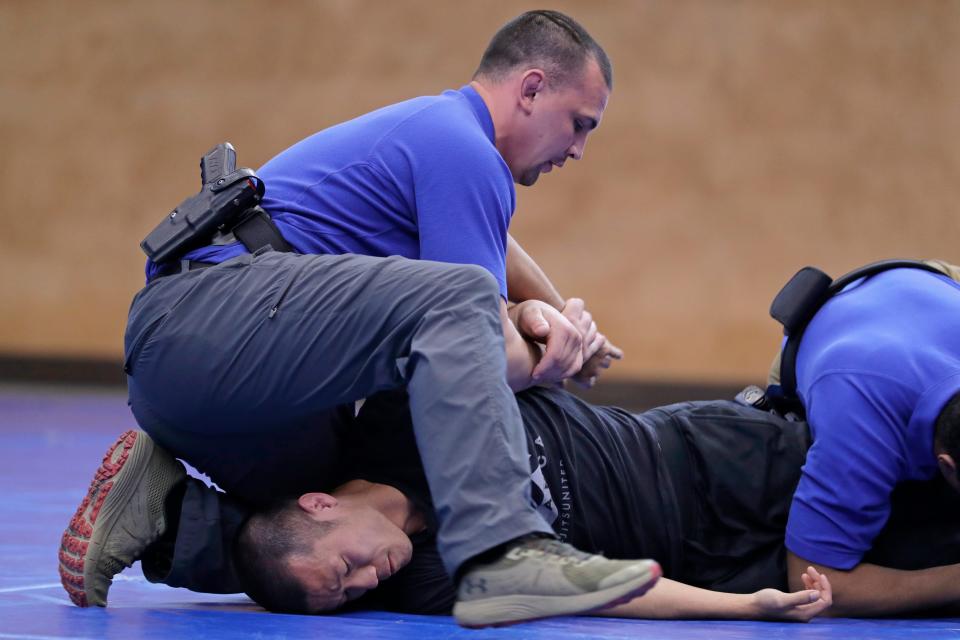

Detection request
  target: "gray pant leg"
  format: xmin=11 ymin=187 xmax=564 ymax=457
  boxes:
xmin=401 ymin=268 xmax=552 ymax=573
xmin=126 ymin=252 xmax=550 ymax=576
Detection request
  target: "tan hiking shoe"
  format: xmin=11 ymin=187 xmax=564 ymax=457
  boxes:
xmin=453 ymin=537 xmax=661 ymax=628
xmin=58 ymin=429 xmax=186 ymax=606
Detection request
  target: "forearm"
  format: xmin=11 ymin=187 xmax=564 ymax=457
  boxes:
xmin=500 ymin=299 xmax=542 ymax=392
xmin=506 ymin=234 xmax=564 ymax=309
xmin=788 ymin=551 xmax=960 ymax=616
xmin=591 ymin=578 xmax=756 ymax=620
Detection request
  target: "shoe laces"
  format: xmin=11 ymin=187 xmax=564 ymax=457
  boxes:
xmin=509 ymin=538 xmax=596 ymax=566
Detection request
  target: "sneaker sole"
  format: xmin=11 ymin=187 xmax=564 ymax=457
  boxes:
xmin=58 ymin=429 xmax=179 ymax=607
xmin=453 ymin=559 xmax=662 ymax=628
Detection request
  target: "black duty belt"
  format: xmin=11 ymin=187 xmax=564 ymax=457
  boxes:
xmin=152 ymin=211 xmax=294 ymax=281
xmin=154 ymin=260 xmax=216 ymax=279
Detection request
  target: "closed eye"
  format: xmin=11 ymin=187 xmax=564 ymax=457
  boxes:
xmin=576 ymin=116 xmax=599 ymax=131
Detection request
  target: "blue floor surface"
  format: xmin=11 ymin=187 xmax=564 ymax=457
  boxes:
xmin=1 ymin=383 xmax=959 ymax=639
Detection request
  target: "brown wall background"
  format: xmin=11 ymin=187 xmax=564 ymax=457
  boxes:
xmin=2 ymin=0 xmax=958 ymax=384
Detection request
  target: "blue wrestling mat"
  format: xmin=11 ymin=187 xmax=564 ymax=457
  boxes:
xmin=2 ymin=384 xmax=959 ymax=639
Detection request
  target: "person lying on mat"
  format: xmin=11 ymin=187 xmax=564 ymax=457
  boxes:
xmin=233 ymin=387 xmax=834 ymax=621
xmin=125 ymin=386 xmax=834 ymax=621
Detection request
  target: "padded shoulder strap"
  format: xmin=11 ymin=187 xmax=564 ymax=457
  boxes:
xmin=774 ymin=259 xmax=944 ymax=399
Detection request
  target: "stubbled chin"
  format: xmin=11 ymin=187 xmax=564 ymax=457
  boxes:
xmin=518 ymin=170 xmax=540 ymax=187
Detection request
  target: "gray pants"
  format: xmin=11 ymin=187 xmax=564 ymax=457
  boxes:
xmin=125 ymin=250 xmax=551 ymax=575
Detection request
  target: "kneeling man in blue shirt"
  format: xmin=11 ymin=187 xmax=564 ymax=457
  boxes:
xmin=781 ymin=262 xmax=960 ymax=616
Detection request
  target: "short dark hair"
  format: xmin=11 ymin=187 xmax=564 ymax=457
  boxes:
xmin=936 ymin=390 xmax=960 ymax=463
xmin=235 ymin=500 xmax=338 ymax=614
xmin=474 ymin=10 xmax=613 ymax=90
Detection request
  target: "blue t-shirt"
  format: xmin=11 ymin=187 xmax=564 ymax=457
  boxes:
xmin=146 ymin=86 xmax=516 ymax=297
xmin=785 ymin=269 xmax=960 ymax=569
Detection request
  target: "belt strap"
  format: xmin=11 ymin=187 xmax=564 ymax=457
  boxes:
xmin=155 ymin=260 xmax=215 ymax=279
xmin=153 ymin=207 xmax=291 ymax=281
xmin=233 ymin=209 xmax=293 ymax=255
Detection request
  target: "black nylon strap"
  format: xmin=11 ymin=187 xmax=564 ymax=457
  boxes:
xmin=777 ymin=259 xmax=944 ymax=399
xmin=233 ymin=209 xmax=293 ymax=255
xmin=154 ymin=259 xmax=215 ymax=279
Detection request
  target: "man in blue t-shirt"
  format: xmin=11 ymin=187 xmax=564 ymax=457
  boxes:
xmin=782 ymin=266 xmax=960 ymax=616
xmin=59 ymin=11 xmax=659 ymax=628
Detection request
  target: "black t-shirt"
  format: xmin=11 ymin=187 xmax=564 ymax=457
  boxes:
xmin=340 ymin=388 xmax=958 ymax=613
xmin=345 ymin=386 xmax=681 ymax=614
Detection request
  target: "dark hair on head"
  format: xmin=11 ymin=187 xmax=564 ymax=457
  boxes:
xmin=936 ymin=390 xmax=960 ymax=464
xmin=235 ymin=499 xmax=339 ymax=614
xmin=474 ymin=10 xmax=612 ymax=90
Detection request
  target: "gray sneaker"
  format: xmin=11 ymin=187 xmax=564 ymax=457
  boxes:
xmin=59 ymin=429 xmax=186 ymax=607
xmin=453 ymin=537 xmax=662 ymax=628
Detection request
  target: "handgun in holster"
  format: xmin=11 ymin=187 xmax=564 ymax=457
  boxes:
xmin=140 ymin=142 xmax=291 ymax=264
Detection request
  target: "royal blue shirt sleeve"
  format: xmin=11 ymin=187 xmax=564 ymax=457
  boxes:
xmin=380 ymin=106 xmax=514 ymax=299
xmin=786 ymin=371 xmax=914 ymax=569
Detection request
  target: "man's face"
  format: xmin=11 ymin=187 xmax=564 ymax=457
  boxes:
xmin=507 ymin=58 xmax=610 ymax=187
xmin=287 ymin=503 xmax=414 ymax=612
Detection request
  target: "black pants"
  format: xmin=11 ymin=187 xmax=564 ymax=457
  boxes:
xmin=649 ymin=399 xmax=960 ymax=592
xmin=645 ymin=401 xmax=810 ymax=592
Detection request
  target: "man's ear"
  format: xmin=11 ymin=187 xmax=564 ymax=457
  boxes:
xmin=298 ymin=492 xmax=338 ymax=515
xmin=938 ymin=453 xmax=957 ymax=475
xmin=519 ymin=69 xmax=546 ymax=115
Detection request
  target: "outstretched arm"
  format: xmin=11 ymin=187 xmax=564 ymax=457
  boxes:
xmin=787 ymin=550 xmax=960 ymax=617
xmin=591 ymin=570 xmax=831 ymax=622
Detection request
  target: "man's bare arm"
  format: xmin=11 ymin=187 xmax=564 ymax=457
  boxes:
xmin=787 ymin=550 xmax=960 ymax=617
xmin=501 ymin=298 xmax=583 ymax=391
xmin=501 ymin=298 xmax=543 ymax=392
xmin=506 ymin=235 xmax=602 ymax=358
xmin=506 ymin=233 xmax=564 ymax=309
xmin=591 ymin=569 xmax=831 ymax=622
xmin=507 ymin=234 xmax=622 ymax=385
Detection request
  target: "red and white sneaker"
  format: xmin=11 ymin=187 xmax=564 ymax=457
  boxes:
xmin=59 ymin=429 xmax=186 ymax=607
